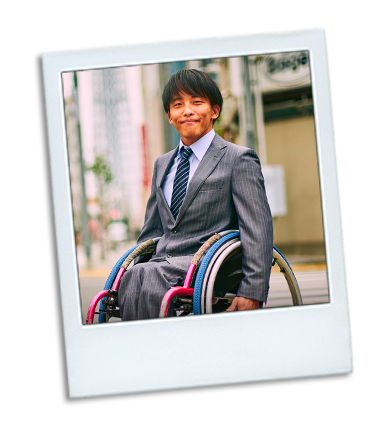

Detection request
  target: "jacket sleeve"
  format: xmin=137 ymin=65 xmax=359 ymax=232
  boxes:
xmin=137 ymin=158 xmax=164 ymax=244
xmin=231 ymin=149 xmax=273 ymax=302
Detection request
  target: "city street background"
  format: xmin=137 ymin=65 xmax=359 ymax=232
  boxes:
xmin=62 ymin=51 xmax=330 ymax=322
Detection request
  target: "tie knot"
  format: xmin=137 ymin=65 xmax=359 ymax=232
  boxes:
xmin=181 ymin=146 xmax=193 ymax=159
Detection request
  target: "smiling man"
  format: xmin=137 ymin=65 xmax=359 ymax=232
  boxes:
xmin=118 ymin=69 xmax=273 ymax=321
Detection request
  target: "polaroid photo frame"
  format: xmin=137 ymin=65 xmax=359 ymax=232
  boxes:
xmin=43 ymin=29 xmax=352 ymax=398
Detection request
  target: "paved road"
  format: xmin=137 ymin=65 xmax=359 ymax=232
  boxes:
xmin=265 ymin=269 xmax=329 ymax=308
xmin=80 ymin=265 xmax=329 ymax=324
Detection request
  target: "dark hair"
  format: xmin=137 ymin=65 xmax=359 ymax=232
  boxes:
xmin=162 ymin=69 xmax=223 ymax=124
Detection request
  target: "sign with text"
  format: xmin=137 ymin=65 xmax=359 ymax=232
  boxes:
xmin=258 ymin=51 xmax=311 ymax=92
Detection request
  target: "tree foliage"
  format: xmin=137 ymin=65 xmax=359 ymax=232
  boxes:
xmin=86 ymin=155 xmax=113 ymax=184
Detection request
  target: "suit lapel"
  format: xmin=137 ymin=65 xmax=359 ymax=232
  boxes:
xmin=175 ymin=134 xmax=227 ymax=226
xmin=156 ymin=145 xmax=179 ymax=222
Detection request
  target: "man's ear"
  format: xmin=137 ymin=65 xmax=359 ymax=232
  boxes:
xmin=167 ymin=112 xmax=173 ymax=124
xmin=212 ymin=105 xmax=220 ymax=120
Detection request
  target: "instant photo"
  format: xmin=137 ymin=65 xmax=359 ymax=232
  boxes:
xmin=43 ymin=30 xmax=351 ymax=398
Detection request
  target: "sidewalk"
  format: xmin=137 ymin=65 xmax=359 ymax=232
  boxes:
xmin=282 ymin=254 xmax=326 ymax=272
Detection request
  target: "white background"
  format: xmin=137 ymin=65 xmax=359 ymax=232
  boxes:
xmin=49 ymin=28 xmax=348 ymax=400
xmin=0 ymin=4 xmax=364 ymax=424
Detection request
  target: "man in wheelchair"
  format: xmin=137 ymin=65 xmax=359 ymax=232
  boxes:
xmin=118 ymin=69 xmax=273 ymax=321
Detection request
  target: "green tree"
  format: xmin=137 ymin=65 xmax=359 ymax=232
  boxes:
xmin=87 ymin=155 xmax=113 ymax=261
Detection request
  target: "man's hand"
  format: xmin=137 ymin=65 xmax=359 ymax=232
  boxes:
xmin=226 ymin=296 xmax=260 ymax=312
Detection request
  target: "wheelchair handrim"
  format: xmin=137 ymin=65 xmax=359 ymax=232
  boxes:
xmin=193 ymin=232 xmax=240 ymax=315
xmin=205 ymin=241 xmax=242 ymax=314
xmin=200 ymin=239 xmax=240 ymax=314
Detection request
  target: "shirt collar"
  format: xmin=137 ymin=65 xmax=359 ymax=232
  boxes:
xmin=178 ymin=129 xmax=215 ymax=162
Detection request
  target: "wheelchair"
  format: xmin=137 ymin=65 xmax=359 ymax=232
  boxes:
xmin=86 ymin=230 xmax=303 ymax=324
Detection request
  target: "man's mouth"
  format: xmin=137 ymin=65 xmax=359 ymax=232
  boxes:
xmin=182 ymin=120 xmax=199 ymax=124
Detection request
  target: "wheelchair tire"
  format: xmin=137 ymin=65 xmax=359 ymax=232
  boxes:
xmin=98 ymin=243 xmax=141 ymax=323
xmin=194 ymin=241 xmax=302 ymax=314
xmin=200 ymin=239 xmax=240 ymax=314
xmin=272 ymin=246 xmax=302 ymax=306
xmin=98 ymin=238 xmax=160 ymax=323
xmin=193 ymin=232 xmax=240 ymax=315
xmin=204 ymin=241 xmax=241 ymax=314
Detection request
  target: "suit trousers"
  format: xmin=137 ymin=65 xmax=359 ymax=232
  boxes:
xmin=118 ymin=258 xmax=188 ymax=321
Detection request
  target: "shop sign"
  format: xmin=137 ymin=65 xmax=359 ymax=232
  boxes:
xmin=259 ymin=51 xmax=311 ymax=91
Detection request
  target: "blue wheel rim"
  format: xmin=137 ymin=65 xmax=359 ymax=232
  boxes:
xmin=193 ymin=232 xmax=239 ymax=315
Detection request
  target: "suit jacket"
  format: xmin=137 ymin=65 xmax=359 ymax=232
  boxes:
xmin=136 ymin=133 xmax=273 ymax=302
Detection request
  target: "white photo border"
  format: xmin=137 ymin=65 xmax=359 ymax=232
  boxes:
xmin=43 ymin=29 xmax=352 ymax=398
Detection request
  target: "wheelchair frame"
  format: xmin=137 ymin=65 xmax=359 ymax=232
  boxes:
xmin=86 ymin=230 xmax=302 ymax=324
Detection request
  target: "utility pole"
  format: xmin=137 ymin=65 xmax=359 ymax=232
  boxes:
xmin=241 ymin=56 xmax=257 ymax=151
xmin=251 ymin=56 xmax=268 ymax=165
xmin=73 ymin=71 xmax=92 ymax=267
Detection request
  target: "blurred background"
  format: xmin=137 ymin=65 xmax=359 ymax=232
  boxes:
xmin=62 ymin=51 xmax=329 ymax=320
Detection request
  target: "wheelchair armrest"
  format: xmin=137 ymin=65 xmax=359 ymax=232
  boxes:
xmin=189 ymin=230 xmax=238 ymax=265
xmin=121 ymin=237 xmax=161 ymax=269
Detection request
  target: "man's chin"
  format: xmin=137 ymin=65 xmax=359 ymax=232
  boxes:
xmin=181 ymin=134 xmax=200 ymax=145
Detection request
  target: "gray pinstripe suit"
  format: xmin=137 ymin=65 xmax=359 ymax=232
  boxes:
xmin=118 ymin=134 xmax=273 ymax=321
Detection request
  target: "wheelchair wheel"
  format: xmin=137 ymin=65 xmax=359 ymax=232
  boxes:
xmin=194 ymin=241 xmax=302 ymax=314
xmin=193 ymin=232 xmax=240 ymax=315
xmin=199 ymin=240 xmax=240 ymax=314
xmin=204 ymin=241 xmax=241 ymax=314
xmin=97 ymin=238 xmax=160 ymax=323
xmin=272 ymin=246 xmax=302 ymax=306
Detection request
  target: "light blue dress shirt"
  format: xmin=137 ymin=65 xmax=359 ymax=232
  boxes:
xmin=162 ymin=129 xmax=215 ymax=207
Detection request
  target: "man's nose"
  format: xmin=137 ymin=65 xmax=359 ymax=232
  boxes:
xmin=183 ymin=103 xmax=194 ymax=115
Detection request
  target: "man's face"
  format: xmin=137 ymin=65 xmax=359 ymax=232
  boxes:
xmin=167 ymin=92 xmax=220 ymax=146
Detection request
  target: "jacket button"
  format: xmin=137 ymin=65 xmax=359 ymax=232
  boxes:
xmin=172 ymin=227 xmax=178 ymax=233
xmin=167 ymin=253 xmax=172 ymax=258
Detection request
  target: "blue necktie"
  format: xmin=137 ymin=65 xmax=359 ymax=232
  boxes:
xmin=171 ymin=147 xmax=193 ymax=219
